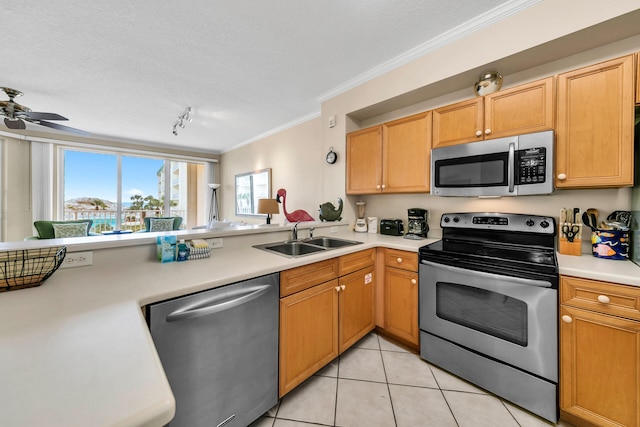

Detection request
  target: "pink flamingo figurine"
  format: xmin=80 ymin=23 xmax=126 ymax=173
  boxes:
xmin=276 ymin=188 xmax=314 ymax=222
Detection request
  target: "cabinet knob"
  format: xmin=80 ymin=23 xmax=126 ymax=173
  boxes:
xmin=562 ymin=315 xmax=573 ymax=323
xmin=411 ymin=279 xmax=417 ymax=285
xmin=335 ymin=286 xmax=341 ymax=293
xmin=381 ymin=184 xmax=386 ymax=189
xmin=557 ymin=173 xmax=567 ymax=180
xmin=597 ymin=295 xmax=611 ymax=304
xmin=396 ymin=257 xmax=403 ymax=263
xmin=376 ymin=184 xmax=381 ymax=189
xmin=475 ymin=130 xmax=482 ymax=137
xmin=341 ymin=285 xmax=346 ymax=291
xmin=484 ymin=129 xmax=491 ymax=135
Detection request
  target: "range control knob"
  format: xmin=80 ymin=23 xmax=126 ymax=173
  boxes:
xmin=443 ymin=217 xmax=450 ymax=223
xmin=525 ymin=219 xmax=535 ymax=227
xmin=453 ymin=216 xmax=460 ymax=223
xmin=540 ymin=220 xmax=550 ymax=228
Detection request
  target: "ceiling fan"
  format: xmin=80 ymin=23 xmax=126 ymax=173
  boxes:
xmin=0 ymin=87 xmax=89 ymax=135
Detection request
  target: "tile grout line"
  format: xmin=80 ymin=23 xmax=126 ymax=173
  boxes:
xmin=377 ymin=334 xmax=399 ymax=427
xmin=334 ymin=352 xmax=340 ymax=427
xmin=425 ymin=358 xmax=461 ymax=427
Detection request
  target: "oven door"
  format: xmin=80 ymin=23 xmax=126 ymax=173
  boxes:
xmin=419 ymin=260 xmax=557 ymax=381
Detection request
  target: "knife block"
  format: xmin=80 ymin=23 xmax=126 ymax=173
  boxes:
xmin=559 ymin=237 xmax=582 ymax=256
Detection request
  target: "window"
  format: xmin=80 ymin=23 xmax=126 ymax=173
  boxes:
xmin=61 ymin=149 xmax=207 ymax=233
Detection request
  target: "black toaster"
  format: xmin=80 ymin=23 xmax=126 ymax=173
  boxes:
xmin=380 ymin=219 xmax=404 ymax=236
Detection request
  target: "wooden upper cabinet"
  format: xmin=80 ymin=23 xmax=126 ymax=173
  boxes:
xmin=636 ymin=52 xmax=640 ymax=103
xmin=382 ymin=111 xmax=431 ymax=193
xmin=346 ymin=112 xmax=431 ymax=194
xmin=556 ymin=54 xmax=635 ymax=188
xmin=484 ymin=77 xmax=555 ymax=139
xmin=432 ymin=77 xmax=554 ymax=148
xmin=346 ymin=125 xmax=383 ymax=194
xmin=432 ymin=98 xmax=483 ymax=148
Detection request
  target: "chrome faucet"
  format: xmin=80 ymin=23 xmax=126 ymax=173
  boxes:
xmin=292 ymin=222 xmax=300 ymax=240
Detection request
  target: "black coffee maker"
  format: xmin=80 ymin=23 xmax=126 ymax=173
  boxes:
xmin=405 ymin=208 xmax=429 ymax=239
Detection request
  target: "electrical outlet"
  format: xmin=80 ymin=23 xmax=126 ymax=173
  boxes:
xmin=60 ymin=251 xmax=93 ymax=269
xmin=208 ymin=238 xmax=223 ymax=249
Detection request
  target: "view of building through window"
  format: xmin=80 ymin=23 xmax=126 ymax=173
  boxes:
xmin=63 ymin=149 xmax=200 ymax=233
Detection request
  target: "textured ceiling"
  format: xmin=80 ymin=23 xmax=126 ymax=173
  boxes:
xmin=0 ymin=0 xmax=530 ymax=154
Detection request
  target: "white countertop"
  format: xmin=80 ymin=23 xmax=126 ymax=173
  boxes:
xmin=1 ymin=229 xmax=638 ymax=426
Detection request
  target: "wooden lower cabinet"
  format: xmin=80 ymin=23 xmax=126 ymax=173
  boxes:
xmin=560 ymin=276 xmax=640 ymax=427
xmin=383 ymin=267 xmax=418 ymax=346
xmin=339 ymin=265 xmax=375 ymax=353
xmin=279 ymin=251 xmax=375 ymax=397
xmin=279 ymin=279 xmax=339 ymax=397
xmin=381 ymin=249 xmax=419 ymax=348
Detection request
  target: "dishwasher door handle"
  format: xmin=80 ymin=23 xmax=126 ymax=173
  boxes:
xmin=166 ymin=285 xmax=271 ymax=322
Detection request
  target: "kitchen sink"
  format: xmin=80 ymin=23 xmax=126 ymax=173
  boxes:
xmin=253 ymin=236 xmax=362 ymax=258
xmin=304 ymin=237 xmax=362 ymax=248
xmin=261 ymin=241 xmax=326 ymax=256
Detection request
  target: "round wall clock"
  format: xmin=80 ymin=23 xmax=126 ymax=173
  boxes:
xmin=326 ymin=147 xmax=337 ymax=164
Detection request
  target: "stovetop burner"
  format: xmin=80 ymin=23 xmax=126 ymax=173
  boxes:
xmin=419 ymin=213 xmax=558 ymax=284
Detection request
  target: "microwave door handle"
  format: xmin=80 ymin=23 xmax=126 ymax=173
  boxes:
xmin=508 ymin=141 xmax=515 ymax=193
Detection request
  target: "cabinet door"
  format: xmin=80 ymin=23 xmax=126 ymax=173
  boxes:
xmin=382 ymin=111 xmax=432 ymax=193
xmin=560 ymin=305 xmax=640 ymax=427
xmin=556 ymin=55 xmax=635 ymax=188
xmin=279 ymin=280 xmax=339 ymax=397
xmin=339 ymin=248 xmax=375 ymax=276
xmin=338 ymin=266 xmax=375 ymax=353
xmin=484 ymin=77 xmax=554 ymax=140
xmin=384 ymin=248 xmax=418 ymax=272
xmin=636 ymin=52 xmax=640 ymax=103
xmin=432 ymin=97 xmax=484 ymax=148
xmin=280 ymin=258 xmax=339 ymax=297
xmin=383 ymin=267 xmax=419 ymax=346
xmin=346 ymin=125 xmax=383 ymax=194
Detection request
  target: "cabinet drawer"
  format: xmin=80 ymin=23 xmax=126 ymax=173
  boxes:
xmin=338 ymin=248 xmax=375 ymax=276
xmin=384 ymin=249 xmax=418 ymax=272
xmin=280 ymin=258 xmax=339 ymax=297
xmin=561 ymin=275 xmax=640 ymax=321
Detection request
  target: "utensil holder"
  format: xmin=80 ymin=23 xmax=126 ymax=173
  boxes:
xmin=559 ymin=237 xmax=582 ymax=256
xmin=591 ymin=229 xmax=629 ymax=260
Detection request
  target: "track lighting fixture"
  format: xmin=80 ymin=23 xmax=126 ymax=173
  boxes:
xmin=172 ymin=107 xmax=192 ymax=136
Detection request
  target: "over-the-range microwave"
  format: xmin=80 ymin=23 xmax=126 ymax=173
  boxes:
xmin=430 ymin=130 xmax=554 ymax=197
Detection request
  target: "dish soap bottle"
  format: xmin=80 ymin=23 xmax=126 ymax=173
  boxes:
xmin=177 ymin=239 xmax=190 ymax=262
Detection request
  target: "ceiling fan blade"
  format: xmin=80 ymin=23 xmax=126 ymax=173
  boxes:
xmin=35 ymin=120 xmax=90 ymax=136
xmin=4 ymin=117 xmax=26 ymax=129
xmin=20 ymin=111 xmax=68 ymax=121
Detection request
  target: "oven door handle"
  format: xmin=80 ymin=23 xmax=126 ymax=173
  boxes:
xmin=421 ymin=260 xmax=553 ymax=288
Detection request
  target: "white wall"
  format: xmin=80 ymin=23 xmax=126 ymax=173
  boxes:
xmin=220 ymin=117 xmax=323 ymax=224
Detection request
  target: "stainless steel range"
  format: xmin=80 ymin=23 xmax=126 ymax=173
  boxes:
xmin=419 ymin=212 xmax=558 ymax=422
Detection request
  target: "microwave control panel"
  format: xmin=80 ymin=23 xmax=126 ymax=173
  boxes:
xmin=516 ymin=147 xmax=546 ymax=185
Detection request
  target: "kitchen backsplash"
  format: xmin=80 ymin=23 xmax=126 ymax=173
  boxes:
xmin=356 ymin=187 xmax=631 ymax=244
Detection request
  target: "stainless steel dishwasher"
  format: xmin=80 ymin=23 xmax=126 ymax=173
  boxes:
xmin=148 ymin=273 xmax=279 ymax=427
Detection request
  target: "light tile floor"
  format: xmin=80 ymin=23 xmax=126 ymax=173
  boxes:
xmin=250 ymin=332 xmax=575 ymax=427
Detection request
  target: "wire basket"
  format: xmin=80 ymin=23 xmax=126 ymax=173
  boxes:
xmin=0 ymin=246 xmax=67 ymax=292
